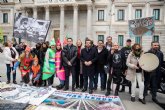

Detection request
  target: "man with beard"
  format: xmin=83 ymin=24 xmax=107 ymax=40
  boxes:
xmin=144 ymin=41 xmax=164 ymax=103
xmin=94 ymin=40 xmax=108 ymax=91
xmin=120 ymin=39 xmax=132 ymax=93
xmin=81 ymin=39 xmax=98 ymax=94
xmin=105 ymin=42 xmax=124 ymax=96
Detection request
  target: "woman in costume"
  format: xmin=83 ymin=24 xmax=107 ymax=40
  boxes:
xmin=55 ymin=39 xmax=65 ymax=90
xmin=13 ymin=46 xmax=34 ymax=86
xmin=42 ymin=39 xmax=56 ymax=88
xmin=29 ymin=57 xmax=41 ymax=86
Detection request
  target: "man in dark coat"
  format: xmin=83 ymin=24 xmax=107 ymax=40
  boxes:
xmin=62 ymin=38 xmax=77 ymax=91
xmin=144 ymin=41 xmax=164 ymax=103
xmin=94 ymin=40 xmax=108 ymax=91
xmin=120 ymin=39 xmax=132 ymax=93
xmin=81 ymin=39 xmax=98 ymax=94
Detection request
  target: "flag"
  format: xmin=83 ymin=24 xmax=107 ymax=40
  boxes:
xmin=129 ymin=16 xmax=155 ymax=37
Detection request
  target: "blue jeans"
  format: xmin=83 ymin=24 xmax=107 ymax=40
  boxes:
xmin=6 ymin=64 xmax=16 ymax=81
xmin=94 ymin=72 xmax=107 ymax=89
xmin=60 ymin=79 xmax=65 ymax=86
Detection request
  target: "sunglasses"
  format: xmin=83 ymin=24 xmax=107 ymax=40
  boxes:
xmin=135 ymin=49 xmax=141 ymax=51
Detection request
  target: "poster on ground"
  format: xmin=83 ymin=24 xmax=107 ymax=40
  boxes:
xmin=0 ymin=82 xmax=55 ymax=105
xmin=129 ymin=16 xmax=155 ymax=37
xmin=13 ymin=13 xmax=51 ymax=43
xmin=37 ymin=90 xmax=125 ymax=110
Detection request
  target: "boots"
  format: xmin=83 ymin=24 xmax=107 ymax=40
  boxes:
xmin=56 ymin=84 xmax=64 ymax=90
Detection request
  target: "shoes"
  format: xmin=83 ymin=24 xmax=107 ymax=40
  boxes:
xmin=139 ymin=98 xmax=146 ymax=104
xmin=56 ymin=84 xmax=64 ymax=90
xmin=152 ymin=97 xmax=159 ymax=103
xmin=105 ymin=91 xmax=111 ymax=96
xmin=82 ymin=88 xmax=87 ymax=92
xmin=13 ymin=81 xmax=17 ymax=84
xmin=6 ymin=81 xmax=10 ymax=84
xmin=72 ymin=88 xmax=75 ymax=92
xmin=89 ymin=90 xmax=93 ymax=94
xmin=63 ymin=87 xmax=69 ymax=91
xmin=131 ymin=97 xmax=135 ymax=102
xmin=114 ymin=91 xmax=119 ymax=96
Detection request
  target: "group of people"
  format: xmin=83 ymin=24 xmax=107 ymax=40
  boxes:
xmin=1 ymin=36 xmax=164 ymax=105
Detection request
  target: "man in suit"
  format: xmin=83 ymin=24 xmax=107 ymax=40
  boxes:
xmin=62 ymin=38 xmax=77 ymax=91
xmin=81 ymin=39 xmax=98 ymax=94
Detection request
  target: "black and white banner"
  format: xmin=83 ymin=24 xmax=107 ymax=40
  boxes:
xmin=13 ymin=13 xmax=51 ymax=43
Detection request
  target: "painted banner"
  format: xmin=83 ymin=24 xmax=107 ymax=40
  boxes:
xmin=129 ymin=16 xmax=155 ymax=37
xmin=38 ymin=90 xmax=125 ymax=110
xmin=0 ymin=83 xmax=55 ymax=105
xmin=13 ymin=13 xmax=51 ymax=43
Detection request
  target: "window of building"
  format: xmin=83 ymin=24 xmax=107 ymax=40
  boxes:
xmin=118 ymin=35 xmax=124 ymax=46
xmin=135 ymin=36 xmax=141 ymax=44
xmin=98 ymin=10 xmax=104 ymax=21
xmin=3 ymin=35 xmax=7 ymax=43
xmin=153 ymin=9 xmax=160 ymax=20
xmin=98 ymin=35 xmax=104 ymax=42
xmin=3 ymin=13 xmax=8 ymax=23
xmin=153 ymin=35 xmax=159 ymax=42
xmin=135 ymin=9 xmax=142 ymax=19
xmin=117 ymin=9 xmax=125 ymax=21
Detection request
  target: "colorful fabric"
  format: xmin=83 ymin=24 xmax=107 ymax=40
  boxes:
xmin=31 ymin=65 xmax=40 ymax=78
xmin=55 ymin=50 xmax=65 ymax=80
xmin=19 ymin=53 xmax=33 ymax=77
xmin=42 ymin=48 xmax=56 ymax=80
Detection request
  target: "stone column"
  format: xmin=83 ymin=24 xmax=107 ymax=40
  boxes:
xmin=73 ymin=4 xmax=78 ymax=44
xmin=87 ymin=4 xmax=92 ymax=39
xmin=45 ymin=6 xmax=50 ymax=20
xmin=128 ymin=3 xmax=132 ymax=20
xmin=60 ymin=5 xmax=65 ymax=43
xmin=146 ymin=2 xmax=150 ymax=17
xmin=164 ymin=3 xmax=165 ymax=24
xmin=33 ymin=7 xmax=37 ymax=18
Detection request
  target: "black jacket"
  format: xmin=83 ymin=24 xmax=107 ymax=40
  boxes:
xmin=62 ymin=44 xmax=77 ymax=67
xmin=39 ymin=48 xmax=48 ymax=67
xmin=80 ymin=47 xmax=98 ymax=75
xmin=121 ymin=46 xmax=132 ymax=70
xmin=108 ymin=50 xmax=124 ymax=71
xmin=96 ymin=47 xmax=108 ymax=73
xmin=147 ymin=49 xmax=164 ymax=76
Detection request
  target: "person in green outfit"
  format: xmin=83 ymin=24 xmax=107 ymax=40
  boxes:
xmin=42 ymin=39 xmax=56 ymax=88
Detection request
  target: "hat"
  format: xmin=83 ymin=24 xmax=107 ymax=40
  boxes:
xmin=25 ymin=46 xmax=31 ymax=52
xmin=127 ymin=39 xmax=132 ymax=42
xmin=49 ymin=38 xmax=56 ymax=46
xmin=56 ymin=38 xmax=61 ymax=46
